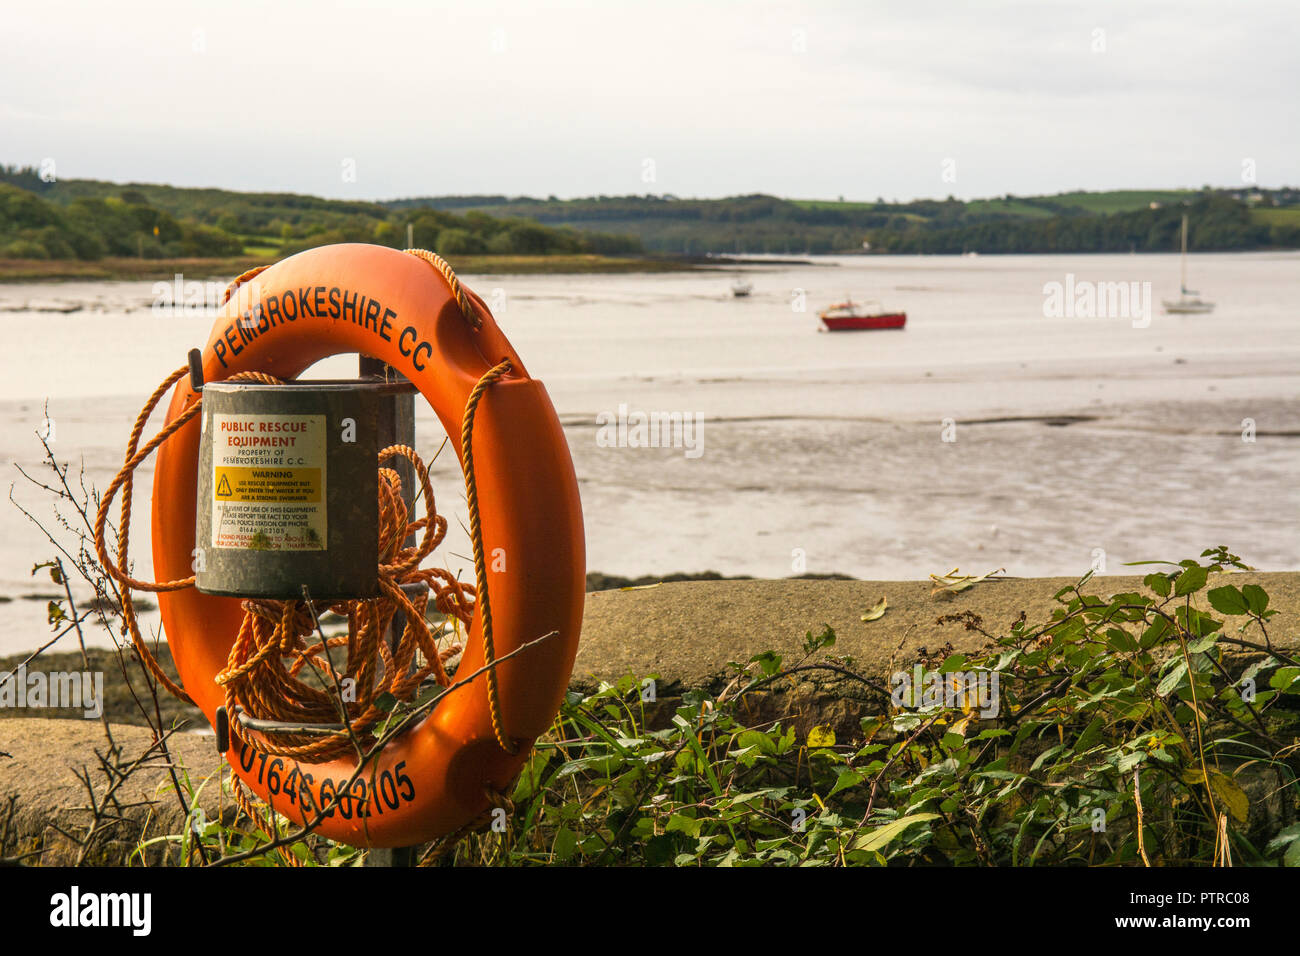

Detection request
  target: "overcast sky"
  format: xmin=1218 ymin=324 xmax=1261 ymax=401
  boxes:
xmin=3 ymin=0 xmax=1296 ymax=202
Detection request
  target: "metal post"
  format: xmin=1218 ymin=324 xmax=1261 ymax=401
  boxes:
xmin=361 ymin=356 xmax=416 ymax=549
xmin=361 ymin=356 xmax=423 ymax=867
xmin=368 ymin=845 xmax=420 ymax=866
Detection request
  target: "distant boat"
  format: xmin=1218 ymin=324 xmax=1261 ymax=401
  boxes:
xmin=1163 ymin=214 xmax=1215 ymax=314
xmin=818 ymin=299 xmax=907 ymax=331
xmin=731 ymin=279 xmax=753 ymax=297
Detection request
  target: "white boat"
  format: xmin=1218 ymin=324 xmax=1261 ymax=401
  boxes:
xmin=731 ymin=279 xmax=753 ymax=297
xmin=1162 ymin=214 xmax=1215 ymax=314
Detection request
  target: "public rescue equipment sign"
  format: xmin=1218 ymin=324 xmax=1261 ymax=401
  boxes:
xmin=211 ymin=413 xmax=326 ymax=551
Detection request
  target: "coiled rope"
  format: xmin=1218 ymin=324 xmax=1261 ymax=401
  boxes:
xmin=93 ymin=249 xmax=518 ymax=770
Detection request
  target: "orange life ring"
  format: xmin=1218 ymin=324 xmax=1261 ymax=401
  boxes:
xmin=151 ymin=243 xmax=585 ymax=846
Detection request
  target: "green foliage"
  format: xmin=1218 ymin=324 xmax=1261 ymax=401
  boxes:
xmin=157 ymin=547 xmax=1299 ymax=867
xmin=386 ymin=188 xmax=1300 ymax=255
xmin=434 ymin=228 xmax=485 ymax=256
xmin=0 ymin=182 xmax=243 ymax=260
xmin=7 ymin=163 xmax=1294 ymax=259
xmin=866 ymin=193 xmax=1281 ymax=255
xmin=0 ymin=167 xmax=643 ymax=261
xmin=445 ymin=546 xmax=1298 ymax=866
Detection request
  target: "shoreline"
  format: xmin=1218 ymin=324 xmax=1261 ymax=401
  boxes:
xmin=0 ymin=253 xmax=723 ymax=283
xmin=6 ymin=568 xmax=1298 ymax=728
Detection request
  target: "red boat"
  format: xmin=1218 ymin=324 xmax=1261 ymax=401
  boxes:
xmin=818 ymin=300 xmax=907 ymax=331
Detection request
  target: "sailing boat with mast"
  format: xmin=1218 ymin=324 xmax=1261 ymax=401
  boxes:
xmin=1162 ymin=213 xmax=1215 ymax=314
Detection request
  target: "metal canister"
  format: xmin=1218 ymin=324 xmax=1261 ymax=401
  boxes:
xmin=195 ymin=380 xmax=412 ymax=600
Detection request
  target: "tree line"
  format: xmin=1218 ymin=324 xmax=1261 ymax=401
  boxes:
xmin=865 ymin=194 xmax=1299 ymax=254
xmin=0 ymin=166 xmax=642 ymax=261
xmin=4 ymin=164 xmax=1297 ymax=260
xmin=406 ymin=190 xmax=1300 ymax=254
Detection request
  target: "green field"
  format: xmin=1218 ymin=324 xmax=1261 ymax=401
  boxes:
xmin=964 ymin=198 xmax=1056 ymax=218
xmin=239 ymin=233 xmax=287 ymax=256
xmin=1049 ymin=189 xmax=1197 ymax=214
xmin=1251 ymin=206 xmax=1300 ymax=226
xmin=790 ymin=199 xmax=881 ymax=212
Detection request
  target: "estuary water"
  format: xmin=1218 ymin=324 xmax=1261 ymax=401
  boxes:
xmin=2 ymin=251 xmax=1297 ymax=653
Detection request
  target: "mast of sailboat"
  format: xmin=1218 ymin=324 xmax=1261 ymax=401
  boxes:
xmin=1180 ymin=213 xmax=1189 ymax=295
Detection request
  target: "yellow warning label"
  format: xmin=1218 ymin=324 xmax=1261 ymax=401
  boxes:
xmin=213 ymin=466 xmax=321 ymax=503
xmin=211 ymin=413 xmax=327 ymax=552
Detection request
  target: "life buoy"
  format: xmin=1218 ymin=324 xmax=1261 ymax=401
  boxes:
xmin=150 ymin=243 xmax=585 ymax=847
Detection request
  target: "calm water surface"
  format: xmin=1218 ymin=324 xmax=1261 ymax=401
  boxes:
xmin=2 ymin=252 xmax=1297 ymax=653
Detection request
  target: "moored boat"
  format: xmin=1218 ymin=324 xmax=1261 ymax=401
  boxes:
xmin=818 ymin=299 xmax=907 ymax=331
xmin=1162 ymin=213 xmax=1215 ymax=314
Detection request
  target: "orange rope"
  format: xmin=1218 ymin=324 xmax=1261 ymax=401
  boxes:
xmin=404 ymin=249 xmax=483 ymax=329
xmin=460 ymin=359 xmax=515 ymax=753
xmin=92 ymin=380 xmax=477 ymax=759
xmin=91 ymin=244 xmax=527 ymax=853
xmin=212 ymin=443 xmax=474 ymax=761
xmin=221 ymin=264 xmax=272 ymax=306
xmin=93 ymin=254 xmax=521 ymax=805
xmin=93 ymin=366 xmax=282 ymax=702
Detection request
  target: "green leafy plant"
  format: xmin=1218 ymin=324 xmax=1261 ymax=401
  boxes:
xmin=141 ymin=547 xmax=1299 ymax=867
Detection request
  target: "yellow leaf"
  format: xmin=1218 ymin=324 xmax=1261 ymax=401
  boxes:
xmin=861 ymin=596 xmax=888 ymax=622
xmin=1208 ymin=771 xmax=1249 ymax=824
xmin=807 ymin=725 xmax=836 ymax=748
